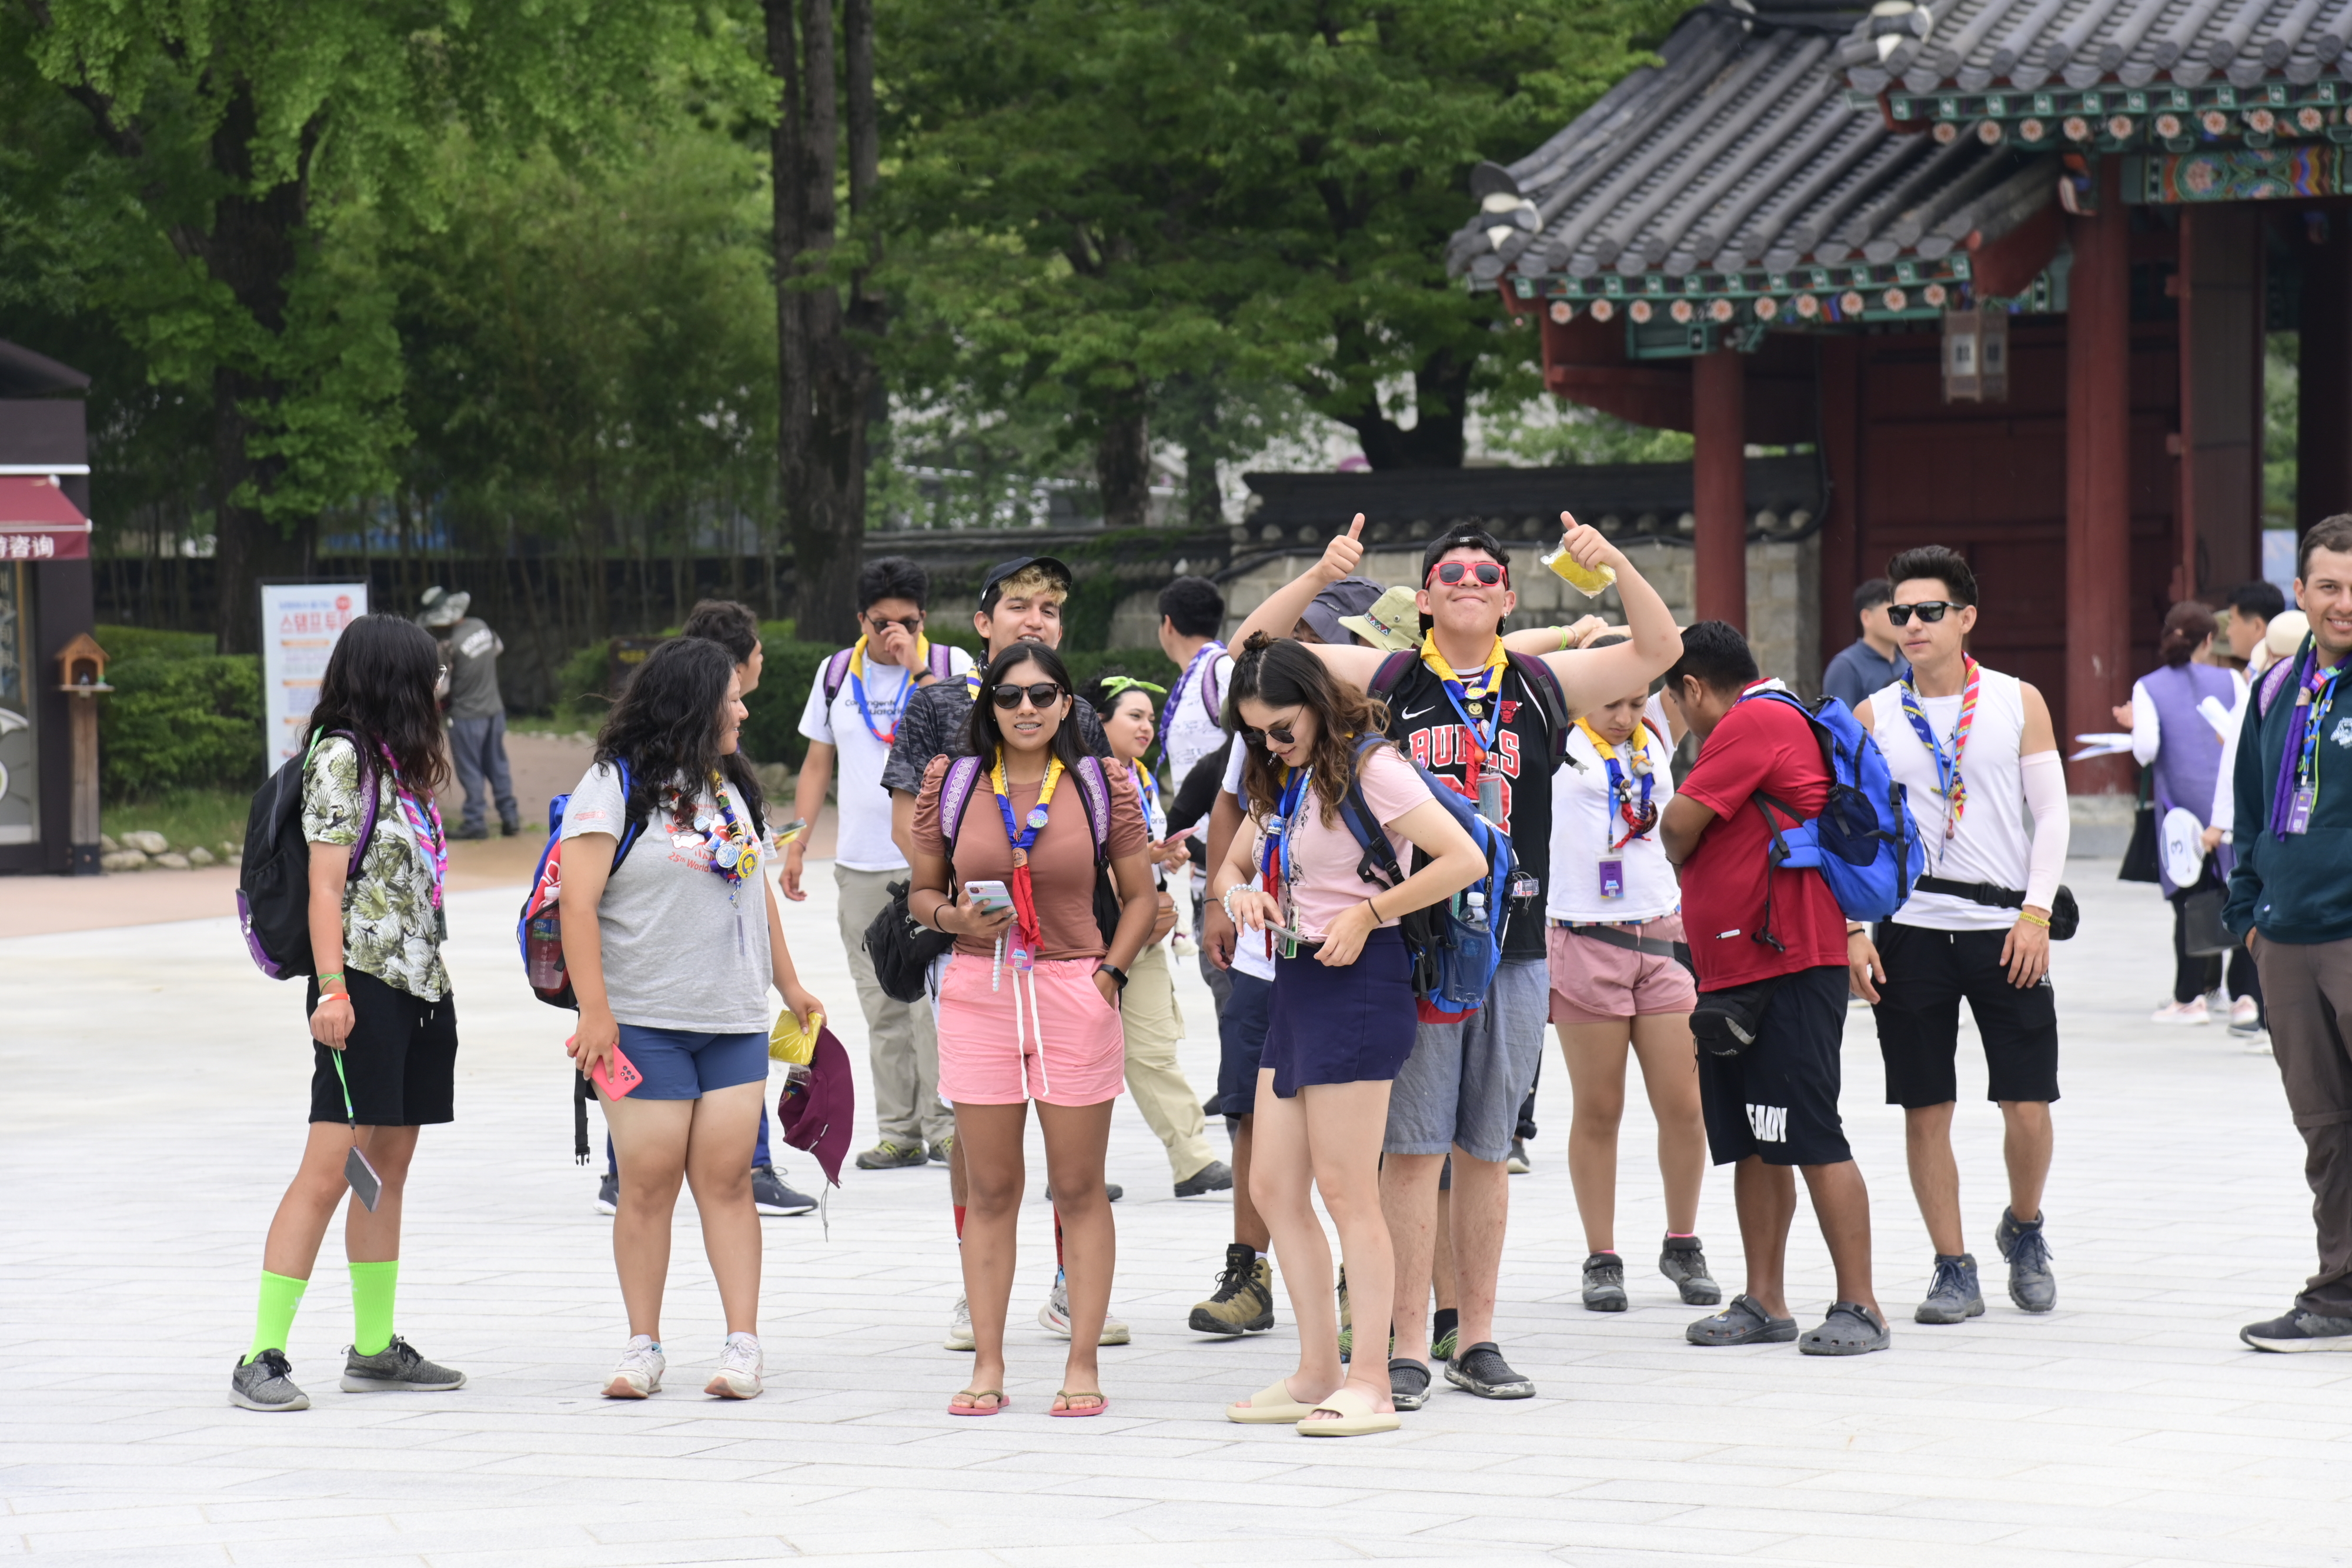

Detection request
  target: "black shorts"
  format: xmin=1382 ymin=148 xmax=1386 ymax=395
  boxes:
xmin=1873 ymin=922 xmax=2060 ymax=1109
xmin=1217 ymin=969 xmax=1274 ymax=1120
xmin=308 ymin=969 xmax=458 ymax=1127
xmin=1696 ymin=965 xmax=1852 ymax=1167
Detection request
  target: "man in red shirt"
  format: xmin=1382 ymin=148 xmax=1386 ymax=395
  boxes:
xmin=1658 ymin=622 xmax=1889 ymax=1356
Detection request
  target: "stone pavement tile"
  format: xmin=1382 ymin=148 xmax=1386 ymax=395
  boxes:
xmin=1745 ymin=1540 xmax=2142 ymax=1568
xmin=4 ymin=1548 xmax=239 ymax=1568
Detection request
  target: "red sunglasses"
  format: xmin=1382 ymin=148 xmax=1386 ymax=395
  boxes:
xmin=1429 ymin=561 xmax=1506 ymax=587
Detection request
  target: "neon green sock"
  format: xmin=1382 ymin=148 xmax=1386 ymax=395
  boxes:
xmin=349 ymin=1260 xmax=399 ymax=1357
xmin=245 ymin=1271 xmax=308 ymax=1364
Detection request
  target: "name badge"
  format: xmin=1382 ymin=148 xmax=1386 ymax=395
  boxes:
xmin=1476 ymin=773 xmax=1504 ymax=824
xmin=2287 ymin=785 xmax=2316 ymax=835
xmin=1598 ymin=859 xmax=1625 ymax=900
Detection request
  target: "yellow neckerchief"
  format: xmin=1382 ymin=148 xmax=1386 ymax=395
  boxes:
xmin=1418 ymin=630 xmax=1509 ymax=704
xmin=1575 ymin=716 xmax=1654 ymax=771
xmin=846 ymin=631 xmax=932 ymax=743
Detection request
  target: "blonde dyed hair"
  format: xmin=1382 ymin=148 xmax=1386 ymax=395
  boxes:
xmin=991 ymin=566 xmax=1068 ymax=606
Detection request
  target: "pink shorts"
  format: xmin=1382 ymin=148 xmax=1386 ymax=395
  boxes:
xmin=935 ymin=954 xmax=1127 ymax=1106
xmin=1547 ymin=915 xmax=1699 ymax=1026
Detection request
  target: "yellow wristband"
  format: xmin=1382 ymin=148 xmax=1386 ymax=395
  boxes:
xmin=1559 ymin=626 xmax=1572 ymax=651
xmin=2019 ymin=910 xmax=2050 ymax=928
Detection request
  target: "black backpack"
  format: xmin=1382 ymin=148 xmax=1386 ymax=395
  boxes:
xmin=237 ymin=731 xmax=379 ymax=981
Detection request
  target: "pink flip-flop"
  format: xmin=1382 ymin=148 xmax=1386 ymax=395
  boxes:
xmin=1050 ymin=1390 xmax=1107 ymax=1417
xmin=948 ymin=1390 xmax=1008 ymax=1416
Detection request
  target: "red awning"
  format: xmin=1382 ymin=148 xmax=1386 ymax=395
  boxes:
xmin=0 ymin=474 xmax=90 ymax=561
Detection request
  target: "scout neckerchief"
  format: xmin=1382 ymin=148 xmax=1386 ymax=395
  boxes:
xmin=990 ymin=755 xmax=1065 ymax=987
xmin=1576 ymin=717 xmax=1657 ymax=849
xmin=1161 ymin=641 xmax=1225 ymax=771
xmin=1419 ymin=630 xmax=1509 ymax=815
xmin=1258 ymin=765 xmax=1310 ymax=958
xmin=376 ymin=743 xmax=447 ymax=925
xmin=846 ymin=633 xmax=928 ymax=744
xmin=1900 ymin=654 xmax=1980 ymax=840
xmin=1126 ymin=757 xmax=1161 ymax=834
xmin=2275 ymin=645 xmax=2350 ymax=835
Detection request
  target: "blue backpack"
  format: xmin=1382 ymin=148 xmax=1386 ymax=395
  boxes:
xmin=1738 ymin=688 xmax=1925 ymax=945
xmin=1334 ymin=737 xmax=1515 ymax=1024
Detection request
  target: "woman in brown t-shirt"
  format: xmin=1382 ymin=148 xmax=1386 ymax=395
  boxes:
xmin=908 ymin=643 xmax=1158 ymax=1418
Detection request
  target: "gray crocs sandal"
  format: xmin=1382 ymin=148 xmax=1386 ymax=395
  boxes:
xmin=1799 ymin=1300 xmax=1892 ymax=1356
xmin=1388 ymin=1357 xmax=1432 ymax=1411
xmin=1685 ymin=1293 xmax=1799 ymax=1346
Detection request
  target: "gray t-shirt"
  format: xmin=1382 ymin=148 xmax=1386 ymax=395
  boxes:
xmin=443 ymin=617 xmax=505 ymax=720
xmin=560 ymin=762 xmax=773 ymax=1032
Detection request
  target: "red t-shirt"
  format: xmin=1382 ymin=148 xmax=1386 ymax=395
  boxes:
xmin=1677 ymin=685 xmax=1851 ymax=989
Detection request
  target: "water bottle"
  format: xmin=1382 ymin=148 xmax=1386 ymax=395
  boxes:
xmin=1462 ymin=887 xmax=1490 ymax=936
xmin=526 ymin=912 xmax=566 ymax=992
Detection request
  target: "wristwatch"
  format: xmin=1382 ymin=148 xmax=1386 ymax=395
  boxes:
xmin=1095 ymin=962 xmax=1130 ymax=992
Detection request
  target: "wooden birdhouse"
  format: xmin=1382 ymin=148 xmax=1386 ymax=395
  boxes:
xmin=55 ymin=631 xmax=111 ymax=693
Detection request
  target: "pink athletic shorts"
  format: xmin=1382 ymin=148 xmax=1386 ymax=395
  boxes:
xmin=935 ymin=953 xmax=1127 ymax=1106
xmin=1547 ymin=915 xmax=1698 ymax=1026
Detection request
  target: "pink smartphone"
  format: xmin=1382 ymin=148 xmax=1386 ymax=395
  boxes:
xmin=589 ymin=1043 xmax=644 ymax=1099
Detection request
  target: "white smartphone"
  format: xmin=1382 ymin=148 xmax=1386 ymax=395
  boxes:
xmin=964 ymin=879 xmax=1014 ymax=912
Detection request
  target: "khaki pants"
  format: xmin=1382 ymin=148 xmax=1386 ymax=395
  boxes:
xmin=2252 ymin=931 xmax=2352 ymax=1316
xmin=1121 ymin=941 xmax=1215 ymax=1182
xmin=836 ymin=864 xmax=950 ymax=1149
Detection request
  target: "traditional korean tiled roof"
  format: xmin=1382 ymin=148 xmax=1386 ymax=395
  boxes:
xmin=1842 ymin=0 xmax=2352 ymax=96
xmin=1448 ymin=3 xmax=2057 ymax=325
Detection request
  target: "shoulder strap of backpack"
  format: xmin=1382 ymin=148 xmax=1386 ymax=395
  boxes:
xmin=1198 ymin=645 xmax=1226 ymax=722
xmin=1368 ymin=649 xmax=1417 ymax=706
xmin=821 ymin=647 xmax=855 ymax=704
xmin=938 ymin=755 xmax=986 ymax=847
xmin=1504 ymin=650 xmax=1578 ymax=770
xmin=1339 ymin=737 xmax=1411 ymax=890
xmin=1073 ymin=754 xmax=1114 ymax=866
xmin=609 ymin=759 xmax=646 ymax=872
xmin=325 ymin=731 xmax=381 ymax=878
xmin=2258 ymin=649 xmax=2301 ymax=719
xmin=928 ymin=644 xmax=957 ymax=683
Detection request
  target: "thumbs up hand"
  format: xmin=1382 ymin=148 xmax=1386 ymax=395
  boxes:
xmin=1317 ymin=513 xmax=1368 ymax=586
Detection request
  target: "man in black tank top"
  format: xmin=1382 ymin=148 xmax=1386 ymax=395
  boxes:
xmin=1233 ymin=514 xmax=1682 ymax=1407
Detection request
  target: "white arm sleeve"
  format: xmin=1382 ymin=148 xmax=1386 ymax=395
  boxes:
xmin=2211 ymin=704 xmax=2245 ymax=833
xmin=2130 ymin=680 xmax=2160 ymax=765
xmin=2021 ymin=751 xmax=2069 ymax=910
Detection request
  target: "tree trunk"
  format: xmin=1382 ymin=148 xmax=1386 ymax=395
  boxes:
xmin=1335 ymin=347 xmax=1472 ymax=471
xmin=1095 ymin=387 xmax=1152 ymax=530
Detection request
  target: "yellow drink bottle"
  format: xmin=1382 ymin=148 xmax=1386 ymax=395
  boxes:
xmin=1539 ymin=541 xmax=1617 ymax=597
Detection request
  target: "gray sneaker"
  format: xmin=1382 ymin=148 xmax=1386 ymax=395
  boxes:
xmin=1659 ymin=1236 xmax=1722 ymax=1306
xmin=1799 ymin=1301 xmax=1892 ymax=1356
xmin=1174 ymin=1159 xmax=1234 ymax=1198
xmin=856 ymin=1140 xmax=927 ymax=1171
xmin=2240 ymin=1308 xmax=2352 ymax=1351
xmin=1994 ymin=1208 xmax=2056 ymax=1313
xmin=594 ymin=1172 xmax=618 ymax=1215
xmin=751 ymin=1164 xmax=817 ymax=1217
xmin=1915 ymin=1253 xmax=1986 ymax=1325
xmin=1581 ymin=1252 xmax=1628 ymax=1312
xmin=230 ymin=1349 xmax=310 ymax=1412
xmin=340 ymin=1336 xmax=466 ymax=1393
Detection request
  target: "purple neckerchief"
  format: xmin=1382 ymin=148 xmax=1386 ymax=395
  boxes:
xmin=2267 ymin=644 xmax=2352 ymax=837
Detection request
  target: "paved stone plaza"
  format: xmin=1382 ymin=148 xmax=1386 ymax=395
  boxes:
xmin=4 ymin=865 xmax=2348 ymax=1566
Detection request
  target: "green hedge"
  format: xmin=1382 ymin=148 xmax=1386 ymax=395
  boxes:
xmin=95 ymin=626 xmax=266 ymax=801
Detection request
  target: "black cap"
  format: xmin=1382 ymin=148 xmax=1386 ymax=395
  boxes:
xmin=978 ymin=555 xmax=1074 ymax=611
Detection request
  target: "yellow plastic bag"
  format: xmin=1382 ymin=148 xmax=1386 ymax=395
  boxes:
xmin=769 ymin=1008 xmax=823 ymax=1065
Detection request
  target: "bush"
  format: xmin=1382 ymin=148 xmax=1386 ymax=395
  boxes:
xmin=96 ymin=633 xmax=265 ymax=801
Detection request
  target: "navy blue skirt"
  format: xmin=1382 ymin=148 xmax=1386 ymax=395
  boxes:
xmin=1261 ymin=927 xmax=1416 ymax=1098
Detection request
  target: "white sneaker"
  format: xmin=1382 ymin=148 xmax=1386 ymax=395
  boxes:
xmin=2230 ymin=997 xmax=2263 ymax=1029
xmin=2151 ymin=998 xmax=2209 ymax=1025
xmin=2241 ymin=1031 xmax=2275 ymax=1056
xmin=705 ymin=1332 xmax=763 ymax=1399
xmin=1040 ymin=1267 xmax=1132 ymax=1345
xmin=945 ymin=1292 xmax=975 ymax=1352
xmin=603 ymin=1335 xmax=664 ymax=1399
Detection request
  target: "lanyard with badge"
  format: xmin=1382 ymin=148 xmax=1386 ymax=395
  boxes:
xmin=990 ymin=755 xmax=1063 ymax=988
xmin=2288 ymin=656 xmax=2348 ymax=834
xmin=1160 ymin=641 xmax=1225 ymax=772
xmin=1576 ymin=717 xmax=1656 ymax=900
xmin=1258 ymin=766 xmax=1311 ymax=959
xmin=846 ymin=633 xmax=926 ymax=744
xmin=1418 ymin=632 xmax=1509 ymax=823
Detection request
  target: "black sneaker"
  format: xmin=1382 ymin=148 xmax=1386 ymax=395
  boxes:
xmin=230 ymin=1349 xmax=309 ymax=1412
xmin=451 ymin=824 xmax=490 ymax=841
xmin=1581 ymin=1252 xmax=1628 ymax=1312
xmin=856 ymin=1140 xmax=927 ymax=1171
xmin=594 ymin=1172 xmax=618 ymax=1215
xmin=1389 ymin=1357 xmax=1432 ymax=1410
xmin=751 ymin=1164 xmax=817 ymax=1216
xmin=1505 ymin=1139 xmax=1531 ymax=1175
xmin=499 ymin=816 xmax=521 ymax=838
xmin=2241 ymin=1309 xmax=2352 ymax=1352
xmin=340 ymin=1336 xmax=466 ymax=1392
xmin=1174 ymin=1159 xmax=1234 ymax=1198
xmin=1659 ymin=1236 xmax=1722 ymax=1305
xmin=1994 ymin=1208 xmax=2056 ymax=1313
xmin=1188 ymin=1243 xmax=1275 ymax=1335
xmin=1444 ymin=1341 xmax=1535 ymax=1399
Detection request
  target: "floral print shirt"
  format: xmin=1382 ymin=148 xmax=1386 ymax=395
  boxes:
xmin=303 ymin=735 xmax=449 ymax=1001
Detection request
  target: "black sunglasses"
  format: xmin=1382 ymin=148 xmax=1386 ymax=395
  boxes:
xmin=864 ymin=613 xmax=922 ymax=635
xmin=1885 ymin=601 xmax=1960 ymax=626
xmin=990 ymin=681 xmax=1065 ymax=711
xmin=1242 ymin=720 xmax=1299 ymax=748
xmin=1430 ymin=560 xmax=1506 ymax=587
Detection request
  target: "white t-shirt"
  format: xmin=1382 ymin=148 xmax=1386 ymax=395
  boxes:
xmin=1548 ymin=697 xmax=1681 ymax=923
xmin=798 ymin=644 xmax=976 ymax=871
xmin=1164 ymin=645 xmax=1235 ymax=784
xmin=1220 ymin=741 xmax=1277 ymax=982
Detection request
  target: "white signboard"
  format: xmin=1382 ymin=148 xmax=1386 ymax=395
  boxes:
xmin=262 ymin=583 xmax=369 ymax=767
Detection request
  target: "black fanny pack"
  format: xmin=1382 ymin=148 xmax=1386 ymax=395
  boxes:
xmin=1560 ymin=921 xmax=1694 ymax=973
xmin=1689 ymin=976 xmax=1786 ymax=1058
xmin=1912 ymin=875 xmax=2079 ymax=941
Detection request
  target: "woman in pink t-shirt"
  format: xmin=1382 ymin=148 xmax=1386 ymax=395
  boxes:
xmin=1208 ymin=636 xmax=1485 ymax=1437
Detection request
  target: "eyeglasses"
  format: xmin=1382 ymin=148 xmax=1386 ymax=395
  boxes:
xmin=990 ymin=681 xmax=1065 ymax=711
xmin=864 ymin=614 xmax=923 ymax=636
xmin=1429 ymin=561 xmax=1506 ymax=587
xmin=1242 ymin=719 xmax=1299 ymax=748
xmin=1885 ymin=601 xmax=1960 ymax=626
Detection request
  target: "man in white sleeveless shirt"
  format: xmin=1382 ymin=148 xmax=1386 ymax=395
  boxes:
xmin=1846 ymin=547 xmax=2069 ymax=1323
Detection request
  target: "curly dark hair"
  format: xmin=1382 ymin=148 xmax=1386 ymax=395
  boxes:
xmin=593 ymin=636 xmax=766 ymax=834
xmin=965 ymin=642 xmax=1088 ymax=776
xmin=307 ymin=614 xmax=449 ymax=796
xmin=1227 ymin=633 xmax=1397 ymax=827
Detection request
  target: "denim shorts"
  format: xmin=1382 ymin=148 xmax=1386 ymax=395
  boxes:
xmin=1384 ymin=957 xmax=1548 ymax=1164
xmin=615 ymin=1023 xmax=768 ymax=1100
xmin=1218 ymin=969 xmax=1274 ymax=1119
xmin=1262 ymin=927 xmax=1417 ymax=1097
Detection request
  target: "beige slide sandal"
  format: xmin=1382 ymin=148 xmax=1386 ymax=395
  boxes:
xmin=1297 ymin=1385 xmax=1401 ymax=1437
xmin=1227 ymin=1379 xmax=1319 ymax=1424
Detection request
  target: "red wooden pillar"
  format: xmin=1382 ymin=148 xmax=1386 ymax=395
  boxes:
xmin=1692 ymin=343 xmax=1747 ymax=630
xmin=1816 ymin=335 xmax=1865 ymax=670
xmin=2066 ymin=159 xmax=2133 ymax=795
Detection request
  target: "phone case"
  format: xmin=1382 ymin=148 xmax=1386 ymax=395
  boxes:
xmin=589 ymin=1044 xmax=645 ymax=1099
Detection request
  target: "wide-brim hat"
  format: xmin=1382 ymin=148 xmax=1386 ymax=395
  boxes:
xmin=419 ymin=586 xmax=469 ymax=627
xmin=1302 ymin=576 xmax=1385 ymax=646
xmin=1337 ymin=585 xmax=1422 ymax=652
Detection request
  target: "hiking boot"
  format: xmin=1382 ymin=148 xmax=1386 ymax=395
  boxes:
xmin=1174 ymin=1159 xmax=1234 ymax=1198
xmin=1040 ymin=1268 xmax=1131 ymax=1345
xmin=229 ymin=1349 xmax=309 ymax=1412
xmin=1994 ymin=1208 xmax=2056 ymax=1313
xmin=2240 ymin=1309 xmax=2352 ymax=1352
xmin=1188 ymin=1243 xmax=1274 ymax=1335
xmin=1445 ymin=1341 xmax=1535 ymax=1399
xmin=856 ymin=1140 xmax=927 ymax=1171
xmin=928 ymin=1138 xmax=953 ymax=1165
xmin=1686 ymin=1295 xmax=1797 ymax=1345
xmin=1581 ymin=1252 xmax=1628 ymax=1312
xmin=1659 ymin=1236 xmax=1722 ymax=1306
xmin=1799 ymin=1302 xmax=1892 ymax=1356
xmin=340 ymin=1336 xmax=465 ymax=1393
xmin=1389 ymin=1357 xmax=1432 ymax=1411
xmin=594 ymin=1172 xmax=618 ymax=1215
xmin=1915 ymin=1253 xmax=1986 ymax=1324
xmin=1505 ymin=1138 xmax=1531 ymax=1175
xmin=603 ymin=1336 xmax=664 ymax=1398
xmin=944 ymin=1293 xmax=974 ymax=1352
xmin=751 ymin=1164 xmax=816 ymax=1216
